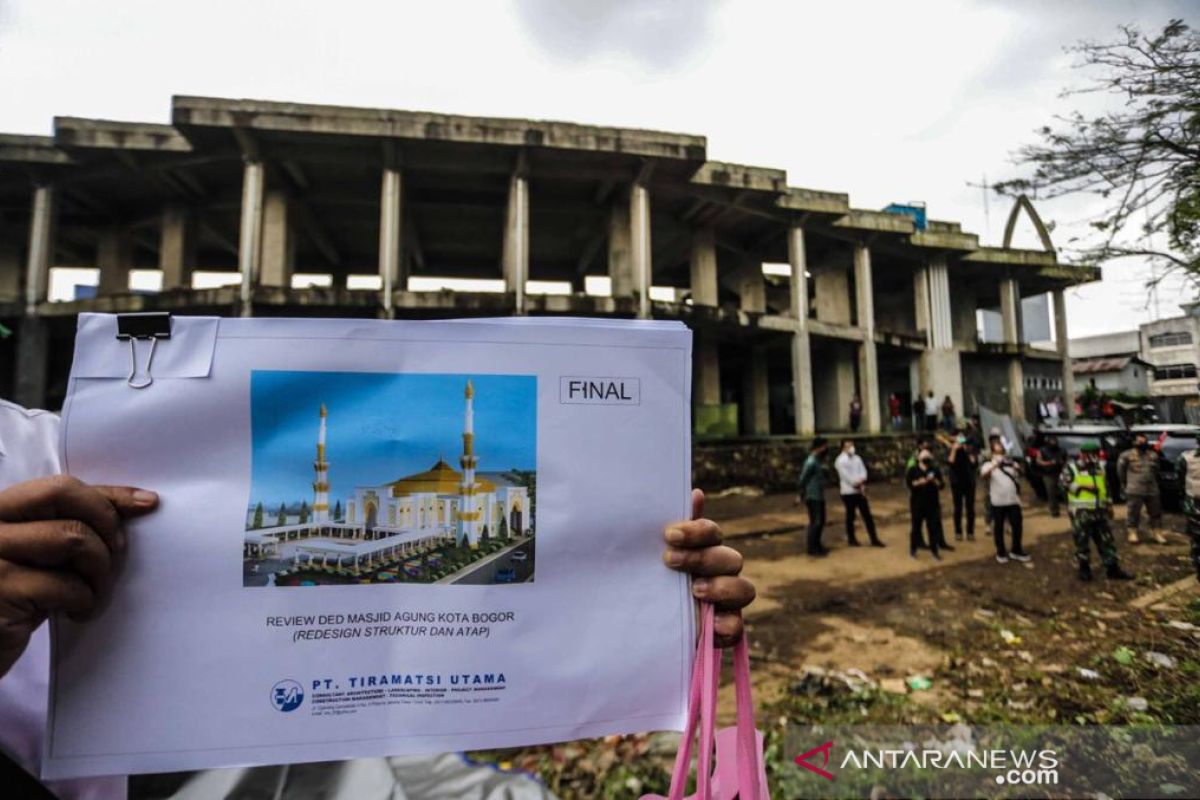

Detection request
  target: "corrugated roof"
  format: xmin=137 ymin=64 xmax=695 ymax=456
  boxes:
xmin=1072 ymin=356 xmax=1140 ymax=374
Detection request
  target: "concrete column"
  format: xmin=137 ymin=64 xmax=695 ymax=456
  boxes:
xmin=502 ymin=172 xmax=529 ymax=314
xmin=1054 ymin=288 xmax=1076 ymax=422
xmin=24 ymin=184 xmax=55 ymax=313
xmin=788 ymin=224 xmax=815 ymax=435
xmin=814 ymin=346 xmax=856 ymax=431
xmin=999 ymin=277 xmax=1022 ymax=345
xmin=630 ymin=182 xmax=652 ymax=319
xmin=853 ymin=243 xmax=882 ymax=432
xmin=916 ymin=256 xmax=963 ymax=418
xmin=15 ymin=316 xmax=49 ymax=409
xmin=96 ymin=227 xmax=134 ymax=295
xmin=608 ymin=200 xmax=633 ymax=300
xmin=1000 ymin=277 xmax=1025 ymax=421
xmin=378 ymin=166 xmax=403 ymax=317
xmin=696 ymin=333 xmax=721 ymax=406
xmin=741 ymin=346 xmax=770 ymax=436
xmin=689 ymin=228 xmax=718 ymax=307
xmin=814 ymin=267 xmax=852 ymax=324
xmin=926 ymin=258 xmax=953 ymax=349
xmin=159 ymin=204 xmax=196 ymax=290
xmin=237 ymin=160 xmax=266 ymax=317
xmin=259 ymin=190 xmax=294 ymax=288
xmin=0 ymin=244 xmax=20 ymax=302
xmin=913 ymin=267 xmax=931 ymax=345
xmin=736 ymin=264 xmax=766 ymax=314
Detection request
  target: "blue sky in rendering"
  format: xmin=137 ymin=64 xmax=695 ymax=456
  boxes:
xmin=249 ymin=371 xmax=536 ymax=508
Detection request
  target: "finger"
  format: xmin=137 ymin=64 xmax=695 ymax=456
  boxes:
xmin=93 ymin=486 xmax=159 ymax=519
xmin=691 ymin=575 xmax=755 ymax=611
xmin=713 ymin=612 xmax=744 ymax=648
xmin=0 ymin=561 xmax=96 ymax=620
xmin=691 ymin=489 xmax=705 ymax=521
xmin=663 ymin=543 xmax=743 ymax=576
xmin=0 ymin=520 xmax=113 ymax=596
xmin=663 ymin=518 xmax=722 ymax=549
xmin=0 ymin=476 xmax=124 ymax=553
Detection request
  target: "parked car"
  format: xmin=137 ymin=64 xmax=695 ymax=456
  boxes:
xmin=1031 ymin=424 xmax=1132 ymax=503
xmin=1129 ymin=423 xmax=1200 ymax=509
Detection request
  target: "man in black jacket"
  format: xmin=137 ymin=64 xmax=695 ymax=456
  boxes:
xmin=907 ymin=448 xmax=945 ymax=560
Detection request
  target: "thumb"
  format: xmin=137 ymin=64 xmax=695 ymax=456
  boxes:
xmin=691 ymin=488 xmax=705 ymax=521
xmin=94 ymin=486 xmax=160 ymax=518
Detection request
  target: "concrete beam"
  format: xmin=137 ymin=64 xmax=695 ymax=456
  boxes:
xmin=834 ymin=209 xmax=915 ymax=235
xmin=776 ymin=186 xmax=851 ymax=215
xmin=690 ymin=161 xmax=787 ymax=194
xmin=0 ymin=134 xmax=71 ymax=165
xmin=53 ymin=117 xmax=192 ymax=152
xmin=172 ymin=96 xmax=707 ymax=162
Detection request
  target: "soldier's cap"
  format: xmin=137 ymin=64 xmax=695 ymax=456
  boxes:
xmin=1079 ymin=441 xmax=1101 ymax=453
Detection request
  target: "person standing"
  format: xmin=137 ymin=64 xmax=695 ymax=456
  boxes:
xmin=948 ymin=430 xmax=978 ymax=541
xmin=980 ymin=439 xmax=1031 ymax=564
xmin=888 ymin=392 xmax=903 ymax=430
xmin=924 ymin=390 xmax=938 ymax=433
xmin=1118 ymin=433 xmax=1167 ymax=544
xmin=1176 ymin=433 xmax=1200 ymax=582
xmin=906 ymin=448 xmax=945 ymax=560
xmin=848 ymin=394 xmax=863 ymax=433
xmin=798 ymin=438 xmax=830 ymax=557
xmin=1035 ymin=434 xmax=1066 ymax=517
xmin=1063 ymin=441 xmax=1135 ymax=581
xmin=834 ymin=439 xmax=884 ymax=547
xmin=941 ymin=395 xmax=956 ymax=431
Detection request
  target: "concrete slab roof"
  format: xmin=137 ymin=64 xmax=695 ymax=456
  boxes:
xmin=690 ymin=161 xmax=787 ymax=194
xmin=832 ymin=208 xmax=915 ymax=235
xmin=171 ymin=95 xmax=708 ymax=162
xmin=0 ymin=134 xmax=71 ymax=164
xmin=909 ymin=228 xmax=980 ymax=252
xmin=776 ymin=186 xmax=851 ymax=216
xmin=53 ymin=117 xmax=193 ymax=152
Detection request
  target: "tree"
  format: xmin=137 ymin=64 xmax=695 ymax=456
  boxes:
xmin=333 ymin=499 xmax=342 ymax=521
xmin=277 ymin=503 xmax=287 ymax=526
xmin=252 ymin=502 xmax=264 ymax=529
xmin=299 ymin=501 xmax=310 ymax=524
xmin=996 ymin=21 xmax=1200 ymax=286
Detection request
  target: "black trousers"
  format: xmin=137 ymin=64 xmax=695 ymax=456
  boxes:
xmin=950 ymin=481 xmax=976 ymax=538
xmin=841 ymin=493 xmax=878 ymax=543
xmin=910 ymin=501 xmax=943 ymax=555
xmin=992 ymin=504 xmax=1024 ymax=557
xmin=805 ymin=499 xmax=826 ymax=554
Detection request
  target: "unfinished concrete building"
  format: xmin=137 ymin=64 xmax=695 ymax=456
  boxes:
xmin=0 ymin=96 xmax=1097 ymax=432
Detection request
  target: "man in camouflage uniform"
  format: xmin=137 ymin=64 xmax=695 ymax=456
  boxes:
xmin=1062 ymin=440 xmax=1134 ymax=582
xmin=1176 ymin=433 xmax=1200 ymax=581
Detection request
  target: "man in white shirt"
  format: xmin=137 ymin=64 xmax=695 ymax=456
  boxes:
xmin=0 ymin=399 xmax=754 ymax=799
xmin=833 ymin=439 xmax=884 ymax=547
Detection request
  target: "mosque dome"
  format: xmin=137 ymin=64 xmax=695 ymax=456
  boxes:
xmin=388 ymin=458 xmax=495 ymax=496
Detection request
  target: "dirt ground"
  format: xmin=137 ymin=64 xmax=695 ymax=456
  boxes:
xmin=706 ymin=481 xmax=1200 ymax=726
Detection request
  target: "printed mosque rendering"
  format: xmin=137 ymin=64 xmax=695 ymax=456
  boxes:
xmin=244 ymin=380 xmax=531 ymax=576
xmin=343 ymin=381 xmax=530 ymax=546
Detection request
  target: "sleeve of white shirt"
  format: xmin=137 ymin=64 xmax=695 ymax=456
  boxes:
xmin=0 ymin=400 xmax=127 ymax=800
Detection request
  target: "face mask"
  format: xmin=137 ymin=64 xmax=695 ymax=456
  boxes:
xmin=1138 ymin=443 xmax=1148 ymax=452
xmin=957 ymin=436 xmax=966 ymax=444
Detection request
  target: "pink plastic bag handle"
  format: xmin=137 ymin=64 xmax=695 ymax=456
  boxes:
xmin=657 ymin=602 xmax=767 ymax=800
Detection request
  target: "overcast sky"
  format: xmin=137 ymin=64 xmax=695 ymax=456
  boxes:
xmin=0 ymin=0 xmax=1194 ymax=337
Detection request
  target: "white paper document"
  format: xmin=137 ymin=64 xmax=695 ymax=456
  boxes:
xmin=45 ymin=314 xmax=694 ymax=779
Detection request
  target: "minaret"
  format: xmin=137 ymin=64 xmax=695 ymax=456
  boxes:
xmin=458 ymin=380 xmax=481 ymax=548
xmin=312 ymin=403 xmax=330 ymax=523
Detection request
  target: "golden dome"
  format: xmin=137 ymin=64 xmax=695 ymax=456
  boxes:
xmin=389 ymin=458 xmax=495 ymax=497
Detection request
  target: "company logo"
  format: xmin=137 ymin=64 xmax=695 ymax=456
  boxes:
xmin=795 ymin=740 xmax=836 ymax=780
xmin=271 ymin=679 xmax=305 ymax=712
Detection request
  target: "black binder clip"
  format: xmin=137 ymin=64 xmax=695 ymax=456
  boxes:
xmin=116 ymin=313 xmax=172 ymax=389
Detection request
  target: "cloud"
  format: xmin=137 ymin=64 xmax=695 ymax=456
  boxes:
xmin=511 ymin=0 xmax=721 ymax=70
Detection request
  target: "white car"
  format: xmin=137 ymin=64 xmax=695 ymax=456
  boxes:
xmin=510 ymin=551 xmax=529 ymax=563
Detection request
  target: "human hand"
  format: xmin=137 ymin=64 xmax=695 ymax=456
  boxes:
xmin=0 ymin=476 xmax=158 ymax=678
xmin=663 ymin=489 xmax=755 ymax=647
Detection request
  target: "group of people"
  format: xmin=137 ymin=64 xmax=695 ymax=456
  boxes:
xmin=794 ymin=423 xmax=1154 ymax=582
xmin=882 ymin=391 xmax=957 ymax=433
